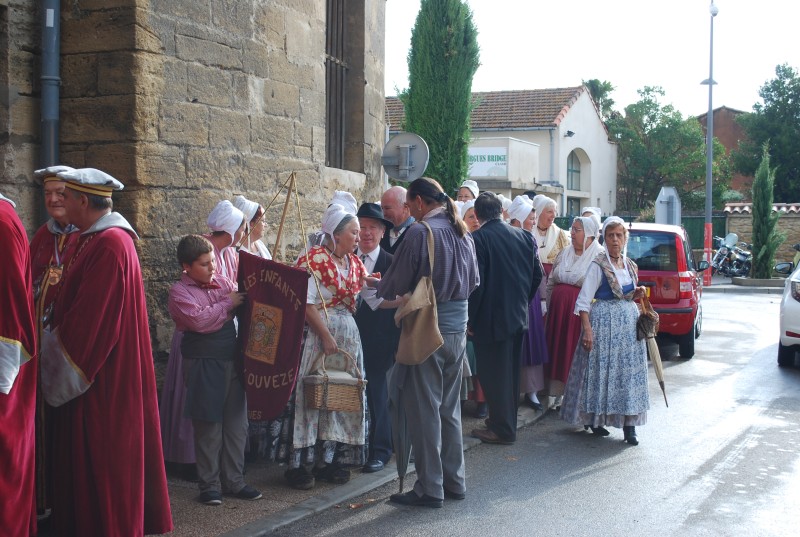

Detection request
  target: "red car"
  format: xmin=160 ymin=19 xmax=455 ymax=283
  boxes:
xmin=626 ymin=223 xmax=710 ymax=358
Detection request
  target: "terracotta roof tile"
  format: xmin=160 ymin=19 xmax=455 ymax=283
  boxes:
xmin=385 ymin=87 xmax=586 ymax=132
xmin=724 ymin=202 xmax=800 ymax=214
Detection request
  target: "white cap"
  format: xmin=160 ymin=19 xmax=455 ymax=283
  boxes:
xmin=330 ymin=191 xmax=357 ymax=216
xmin=207 ymin=200 xmax=245 ymax=246
xmin=459 ymin=180 xmax=479 ymax=199
xmin=34 ymin=165 xmax=76 ymax=184
xmin=321 ymin=203 xmax=351 ymax=236
xmin=508 ymin=195 xmax=534 ymax=223
xmin=57 ymin=168 xmax=124 ymax=198
xmin=459 ymin=199 xmax=475 ymax=220
xmin=233 ymin=195 xmax=260 ymax=223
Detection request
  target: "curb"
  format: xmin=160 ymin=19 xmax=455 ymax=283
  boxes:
xmin=703 ymin=285 xmax=783 ymax=295
xmin=222 ymin=406 xmax=549 ymax=536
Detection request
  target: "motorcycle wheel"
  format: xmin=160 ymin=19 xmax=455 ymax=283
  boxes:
xmin=741 ymin=260 xmax=752 ymax=277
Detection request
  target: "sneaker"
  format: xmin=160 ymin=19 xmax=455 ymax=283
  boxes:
xmin=234 ymin=485 xmax=263 ymax=500
xmin=199 ymin=490 xmax=222 ymax=505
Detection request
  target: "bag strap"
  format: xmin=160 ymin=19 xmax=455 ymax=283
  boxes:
xmin=419 ymin=220 xmax=435 ymax=273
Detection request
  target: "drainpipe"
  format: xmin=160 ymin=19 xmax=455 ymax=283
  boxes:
xmin=40 ymin=0 xmax=61 ymax=223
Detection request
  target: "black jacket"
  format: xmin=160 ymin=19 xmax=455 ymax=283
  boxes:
xmin=354 ymin=248 xmax=399 ymax=368
xmin=468 ymin=219 xmax=542 ymax=342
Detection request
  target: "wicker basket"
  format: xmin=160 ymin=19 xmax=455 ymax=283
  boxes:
xmin=303 ymin=351 xmax=366 ymax=413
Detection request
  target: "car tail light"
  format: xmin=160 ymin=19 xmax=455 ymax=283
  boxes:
xmin=676 ymin=235 xmax=693 ymax=299
xmin=792 ymin=281 xmax=800 ymax=302
xmin=679 ymin=272 xmax=693 ymax=299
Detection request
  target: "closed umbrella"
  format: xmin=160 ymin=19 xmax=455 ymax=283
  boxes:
xmin=385 ymin=363 xmax=413 ymax=493
xmin=638 ymin=294 xmax=668 ymax=407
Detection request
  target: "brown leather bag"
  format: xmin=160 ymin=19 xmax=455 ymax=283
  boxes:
xmin=393 ymin=221 xmax=444 ymax=365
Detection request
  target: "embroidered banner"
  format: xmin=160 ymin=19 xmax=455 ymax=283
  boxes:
xmin=238 ymin=251 xmax=308 ymax=421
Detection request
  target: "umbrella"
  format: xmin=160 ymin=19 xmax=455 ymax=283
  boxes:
xmin=386 ymin=363 xmax=413 ymax=493
xmin=645 ymin=336 xmax=668 ymax=407
xmin=639 ymin=294 xmax=668 ymax=407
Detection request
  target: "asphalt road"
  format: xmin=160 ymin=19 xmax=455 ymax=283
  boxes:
xmin=276 ymin=292 xmax=800 ymax=537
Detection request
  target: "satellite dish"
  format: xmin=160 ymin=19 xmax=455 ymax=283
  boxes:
xmin=381 ymin=132 xmax=429 ymax=182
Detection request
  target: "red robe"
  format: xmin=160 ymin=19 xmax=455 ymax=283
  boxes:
xmin=0 ymin=197 xmax=37 ymax=536
xmin=29 ymin=219 xmax=78 ymax=515
xmin=40 ymin=213 xmax=173 ymax=536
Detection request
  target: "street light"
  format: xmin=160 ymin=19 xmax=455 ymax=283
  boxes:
xmin=702 ymin=0 xmax=719 ymax=287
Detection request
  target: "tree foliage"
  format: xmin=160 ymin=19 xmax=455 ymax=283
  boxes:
xmin=750 ymin=144 xmax=786 ymax=279
xmin=583 ymin=78 xmax=616 ymax=124
xmin=733 ymin=64 xmax=800 ymax=203
xmin=609 ymin=87 xmax=731 ymax=213
xmin=401 ymin=0 xmax=480 ymax=196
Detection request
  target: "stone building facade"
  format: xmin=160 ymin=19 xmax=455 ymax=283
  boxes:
xmin=1 ymin=0 xmax=388 ymax=356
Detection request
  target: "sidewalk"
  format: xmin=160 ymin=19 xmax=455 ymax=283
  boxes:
xmin=161 ymin=402 xmax=548 ymax=537
xmin=702 ymin=274 xmax=784 ymax=294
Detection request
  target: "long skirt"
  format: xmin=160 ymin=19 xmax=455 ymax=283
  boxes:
xmin=520 ymin=289 xmax=549 ymax=393
xmin=560 ymin=298 xmax=649 ymax=428
xmin=159 ymin=330 xmax=196 ymax=463
xmin=544 ymin=284 xmax=582 ymax=388
xmin=266 ymin=307 xmax=368 ymax=468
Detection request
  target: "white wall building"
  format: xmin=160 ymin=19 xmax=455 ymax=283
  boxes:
xmin=386 ymin=86 xmax=618 ymax=217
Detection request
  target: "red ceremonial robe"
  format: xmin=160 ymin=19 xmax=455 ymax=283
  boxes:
xmin=40 ymin=212 xmax=173 ymax=537
xmin=0 ymin=196 xmax=37 ymax=537
xmin=29 ymin=219 xmax=78 ymax=515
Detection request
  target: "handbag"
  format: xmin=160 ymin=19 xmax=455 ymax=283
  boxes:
xmin=393 ymin=221 xmax=444 ymax=365
xmin=636 ymin=293 xmax=660 ymax=340
xmin=303 ymin=350 xmax=366 ymax=413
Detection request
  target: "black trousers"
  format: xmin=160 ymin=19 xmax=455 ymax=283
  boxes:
xmin=474 ymin=331 xmax=524 ymax=441
xmin=364 ymin=351 xmax=393 ymax=463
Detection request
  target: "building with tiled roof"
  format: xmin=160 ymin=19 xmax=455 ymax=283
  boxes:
xmin=698 ymin=106 xmax=754 ymax=199
xmin=385 ymin=86 xmax=618 ymax=217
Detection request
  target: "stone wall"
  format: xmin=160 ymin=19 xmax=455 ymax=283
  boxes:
xmin=0 ymin=0 xmax=41 ymax=223
xmin=727 ymin=213 xmax=800 ymax=264
xmin=1 ymin=0 xmax=387 ymax=358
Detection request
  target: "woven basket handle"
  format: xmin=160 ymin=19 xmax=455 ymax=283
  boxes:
xmin=309 ymin=350 xmax=363 ymax=381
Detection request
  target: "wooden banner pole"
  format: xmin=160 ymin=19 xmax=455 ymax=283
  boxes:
xmin=272 ymin=172 xmax=295 ymax=262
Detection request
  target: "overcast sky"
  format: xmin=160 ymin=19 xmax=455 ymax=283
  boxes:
xmin=385 ymin=0 xmax=800 ymax=118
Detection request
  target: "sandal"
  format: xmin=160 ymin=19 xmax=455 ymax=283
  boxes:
xmin=312 ymin=464 xmax=351 ymax=484
xmin=284 ymin=467 xmax=315 ymax=490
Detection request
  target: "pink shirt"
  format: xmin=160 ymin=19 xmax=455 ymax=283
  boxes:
xmin=168 ymin=273 xmax=236 ymax=334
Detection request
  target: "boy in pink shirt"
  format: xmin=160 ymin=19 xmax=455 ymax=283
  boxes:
xmin=167 ymin=235 xmax=261 ymax=505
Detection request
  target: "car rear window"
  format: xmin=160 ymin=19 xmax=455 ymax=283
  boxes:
xmin=627 ymin=232 xmax=677 ymax=271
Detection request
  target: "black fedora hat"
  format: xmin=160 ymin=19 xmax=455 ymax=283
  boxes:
xmin=356 ymin=202 xmax=393 ymax=230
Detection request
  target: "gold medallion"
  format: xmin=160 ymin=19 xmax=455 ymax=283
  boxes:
xmin=48 ymin=265 xmax=63 ymax=286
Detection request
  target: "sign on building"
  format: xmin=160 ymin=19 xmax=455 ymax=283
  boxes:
xmin=468 ymin=147 xmax=508 ymax=178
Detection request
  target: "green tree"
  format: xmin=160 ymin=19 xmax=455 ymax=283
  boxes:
xmin=750 ymin=144 xmax=786 ymax=278
xmin=583 ymin=78 xmax=616 ymax=124
xmin=401 ymin=0 xmax=480 ymax=195
xmin=734 ymin=64 xmax=800 ymax=203
xmin=609 ymin=87 xmax=731 ymax=213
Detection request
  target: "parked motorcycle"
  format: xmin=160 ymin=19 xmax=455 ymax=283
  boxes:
xmin=711 ymin=233 xmax=753 ymax=277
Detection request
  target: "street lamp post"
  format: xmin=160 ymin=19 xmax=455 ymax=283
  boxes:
xmin=702 ymin=1 xmax=719 ymax=287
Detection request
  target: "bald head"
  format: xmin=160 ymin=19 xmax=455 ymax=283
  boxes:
xmin=381 ymin=186 xmax=410 ymax=228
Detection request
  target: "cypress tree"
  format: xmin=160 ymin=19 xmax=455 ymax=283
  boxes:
xmin=751 ymin=144 xmax=786 ymax=278
xmin=401 ymin=0 xmax=480 ymax=196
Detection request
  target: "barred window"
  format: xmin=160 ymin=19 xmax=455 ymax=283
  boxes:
xmin=325 ymin=0 xmax=348 ymax=169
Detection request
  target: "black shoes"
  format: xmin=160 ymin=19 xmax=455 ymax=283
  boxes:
xmin=623 ymin=426 xmax=639 ymax=445
xmin=199 ymin=490 xmax=222 ymax=505
xmin=475 ymin=402 xmax=488 ymax=419
xmin=389 ymin=490 xmax=443 ymax=508
xmin=233 ymin=485 xmax=262 ymax=500
xmin=523 ymin=395 xmax=543 ymax=412
xmin=362 ymin=459 xmax=385 ymax=473
xmin=313 ymin=463 xmax=351 ymax=484
xmin=584 ymin=425 xmax=610 ymax=437
xmin=285 ymin=467 xmax=315 ymax=490
xmin=443 ymin=488 xmax=466 ymax=500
